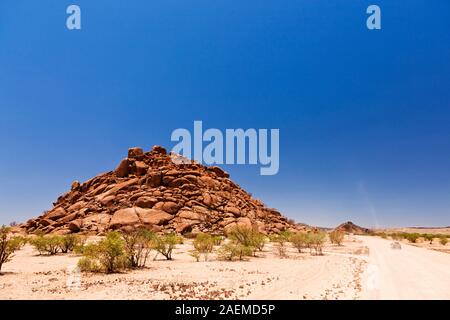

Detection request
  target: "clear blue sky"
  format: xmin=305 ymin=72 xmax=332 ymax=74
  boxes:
xmin=0 ymin=1 xmax=449 ymax=228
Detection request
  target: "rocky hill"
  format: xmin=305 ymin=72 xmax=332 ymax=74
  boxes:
xmin=335 ymin=221 xmax=370 ymax=235
xmin=22 ymin=146 xmax=297 ymax=236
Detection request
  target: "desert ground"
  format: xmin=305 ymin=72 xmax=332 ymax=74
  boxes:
xmin=0 ymin=235 xmax=448 ymax=300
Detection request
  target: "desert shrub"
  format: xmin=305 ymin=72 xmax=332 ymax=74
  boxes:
xmin=329 ymin=230 xmax=345 ymax=245
xmin=391 ymin=233 xmax=401 ymax=241
xmin=59 ymin=234 xmax=82 ymax=253
xmin=290 ymin=232 xmax=308 ymax=253
xmin=440 ymin=237 xmax=448 ymax=246
xmin=0 ymin=226 xmax=24 ymax=272
xmin=153 ymin=233 xmax=183 ymax=260
xmin=123 ymin=229 xmax=155 ymax=268
xmin=212 ymin=235 xmax=223 ymax=246
xmin=191 ymin=233 xmax=214 ymax=261
xmin=217 ymin=243 xmax=253 ymax=261
xmin=404 ymin=233 xmax=420 ymax=243
xmin=422 ymin=234 xmax=435 ymax=244
xmin=30 ymin=235 xmax=62 ymax=255
xmin=227 ymin=226 xmax=266 ymax=256
xmin=307 ymin=231 xmax=326 ymax=255
xmin=227 ymin=226 xmax=256 ymax=247
xmin=189 ymin=249 xmax=201 ymax=262
xmin=250 ymin=232 xmax=266 ymax=252
xmin=379 ymin=232 xmax=387 ymax=239
xmin=78 ymin=231 xmax=128 ymax=273
xmin=270 ymin=232 xmax=291 ymax=257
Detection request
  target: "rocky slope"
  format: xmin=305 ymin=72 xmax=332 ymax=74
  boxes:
xmin=23 ymin=146 xmax=297 ymax=235
xmin=335 ymin=221 xmax=370 ymax=235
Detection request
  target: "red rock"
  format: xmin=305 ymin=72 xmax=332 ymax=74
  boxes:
xmin=135 ymin=161 xmax=148 ymax=175
xmin=128 ymin=147 xmax=144 ymax=159
xmin=68 ymin=220 xmax=82 ymax=232
xmin=110 ymin=208 xmax=140 ymax=229
xmin=46 ymin=207 xmax=67 ymax=220
xmin=152 ymin=145 xmax=167 ymax=154
xmin=162 ymin=201 xmax=181 ymax=214
xmin=115 ymin=158 xmax=129 ymax=177
xmin=135 ymin=196 xmax=158 ymax=208
xmin=136 ymin=208 xmax=173 ymax=225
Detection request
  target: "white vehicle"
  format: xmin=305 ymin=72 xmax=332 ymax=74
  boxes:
xmin=390 ymin=242 xmax=402 ymax=250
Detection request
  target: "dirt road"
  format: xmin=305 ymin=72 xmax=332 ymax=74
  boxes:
xmin=359 ymin=236 xmax=450 ymax=299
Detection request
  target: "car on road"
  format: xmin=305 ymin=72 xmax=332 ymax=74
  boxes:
xmin=390 ymin=241 xmax=402 ymax=250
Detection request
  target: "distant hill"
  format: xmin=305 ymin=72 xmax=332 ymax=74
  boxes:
xmin=335 ymin=221 xmax=370 ymax=235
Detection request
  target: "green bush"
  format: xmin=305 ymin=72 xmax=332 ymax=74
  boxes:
xmin=0 ymin=226 xmax=24 ymax=273
xmin=217 ymin=243 xmax=253 ymax=261
xmin=59 ymin=234 xmax=82 ymax=253
xmin=212 ymin=235 xmax=223 ymax=246
xmin=153 ymin=233 xmax=183 ymax=260
xmin=191 ymin=233 xmax=214 ymax=261
xmin=77 ymin=231 xmax=128 ymax=273
xmin=404 ymin=233 xmax=420 ymax=243
xmin=29 ymin=235 xmax=62 ymax=255
xmin=307 ymin=231 xmax=326 ymax=255
xmin=440 ymin=237 xmax=448 ymax=246
xmin=270 ymin=232 xmax=291 ymax=257
xmin=123 ymin=229 xmax=155 ymax=268
xmin=227 ymin=226 xmax=256 ymax=247
xmin=290 ymin=232 xmax=308 ymax=253
xmin=329 ymin=230 xmax=345 ymax=245
xmin=227 ymin=226 xmax=267 ymax=256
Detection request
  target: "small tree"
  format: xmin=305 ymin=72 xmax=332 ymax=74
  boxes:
xmin=290 ymin=232 xmax=308 ymax=253
xmin=30 ymin=235 xmax=62 ymax=255
xmin=227 ymin=226 xmax=256 ymax=247
xmin=153 ymin=233 xmax=183 ymax=260
xmin=123 ymin=229 xmax=155 ymax=268
xmin=0 ymin=226 xmax=24 ymax=273
xmin=329 ymin=230 xmax=345 ymax=246
xmin=307 ymin=231 xmax=326 ymax=255
xmin=270 ymin=231 xmax=291 ymax=257
xmin=192 ymin=233 xmax=214 ymax=261
xmin=423 ymin=234 xmax=434 ymax=244
xmin=217 ymin=243 xmax=253 ymax=261
xmin=78 ymin=231 xmax=128 ymax=273
xmin=59 ymin=234 xmax=81 ymax=253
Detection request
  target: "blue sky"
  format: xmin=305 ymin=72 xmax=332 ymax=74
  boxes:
xmin=0 ymin=1 xmax=449 ymax=227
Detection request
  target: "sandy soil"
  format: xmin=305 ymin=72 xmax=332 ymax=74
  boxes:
xmin=360 ymin=236 xmax=450 ymax=299
xmin=1 ymin=235 xmax=448 ymax=300
xmin=376 ymin=227 xmax=450 ymax=235
xmin=0 ymin=237 xmax=367 ymax=300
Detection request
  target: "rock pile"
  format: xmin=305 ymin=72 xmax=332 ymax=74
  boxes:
xmin=23 ymin=146 xmax=297 ymax=235
xmin=335 ymin=221 xmax=370 ymax=235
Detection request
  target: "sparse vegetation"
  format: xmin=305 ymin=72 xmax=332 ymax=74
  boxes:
xmin=78 ymin=231 xmax=128 ymax=273
xmin=329 ymin=230 xmax=345 ymax=246
xmin=153 ymin=233 xmax=183 ymax=261
xmin=440 ymin=237 xmax=448 ymax=246
xmin=59 ymin=234 xmax=82 ymax=253
xmin=227 ymin=226 xmax=266 ymax=256
xmin=212 ymin=235 xmax=223 ymax=246
xmin=0 ymin=226 xmax=24 ymax=273
xmin=217 ymin=243 xmax=253 ymax=261
xmin=270 ymin=231 xmax=291 ymax=257
xmin=307 ymin=231 xmax=326 ymax=255
xmin=123 ymin=229 xmax=155 ymax=268
xmin=191 ymin=233 xmax=214 ymax=261
xmin=289 ymin=232 xmax=308 ymax=253
xmin=29 ymin=235 xmax=62 ymax=255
